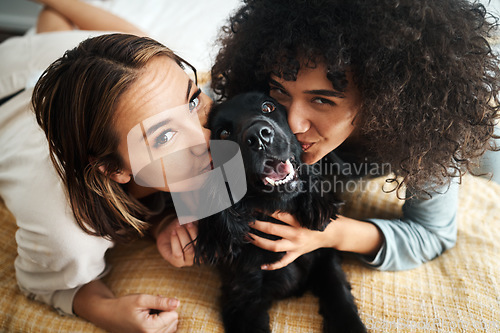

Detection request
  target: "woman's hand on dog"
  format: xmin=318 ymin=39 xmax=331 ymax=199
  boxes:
xmin=249 ymin=211 xmax=329 ymax=270
xmin=250 ymin=212 xmax=385 ymax=268
xmin=155 ymin=217 xmax=198 ymax=267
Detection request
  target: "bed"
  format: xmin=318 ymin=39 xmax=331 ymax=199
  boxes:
xmin=0 ymin=1 xmax=499 ymax=332
xmin=1 ymin=175 xmax=499 ymax=332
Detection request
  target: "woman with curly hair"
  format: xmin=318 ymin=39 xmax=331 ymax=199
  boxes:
xmin=211 ymin=0 xmax=500 ymax=271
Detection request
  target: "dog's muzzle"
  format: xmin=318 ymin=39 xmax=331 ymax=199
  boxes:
xmin=243 ymin=121 xmax=275 ymax=151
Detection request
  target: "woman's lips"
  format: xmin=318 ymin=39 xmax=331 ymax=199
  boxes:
xmin=200 ymin=160 xmax=213 ymax=174
xmin=300 ymin=142 xmax=314 ymax=152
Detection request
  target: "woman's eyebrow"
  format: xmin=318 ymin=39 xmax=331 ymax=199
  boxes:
xmin=304 ymin=89 xmax=344 ymax=98
xmin=269 ymin=78 xmax=285 ymax=89
xmin=145 ymin=119 xmax=171 ymax=137
xmin=269 ymin=78 xmax=345 ymax=98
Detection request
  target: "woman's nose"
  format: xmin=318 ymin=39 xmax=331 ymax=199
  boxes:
xmin=287 ymin=102 xmax=311 ymax=134
xmin=189 ymin=126 xmax=211 ymax=157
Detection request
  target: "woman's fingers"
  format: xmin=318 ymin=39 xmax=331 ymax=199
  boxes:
xmin=249 ymin=232 xmax=291 ymax=252
xmin=172 ymin=223 xmax=196 ymax=264
xmin=175 ymin=225 xmax=192 ymax=248
xmin=137 ymin=294 xmax=180 ymax=312
xmin=185 ymin=222 xmax=198 ymax=243
xmin=156 ymin=311 xmax=179 ymax=333
xmin=170 ymin=229 xmax=185 ymax=261
xmin=261 ymin=252 xmax=299 ymax=271
xmin=249 ymin=214 xmax=321 ymax=271
xmin=269 ymin=211 xmax=301 ymax=227
xmin=249 ymin=233 xmax=297 ymax=270
xmin=251 ymin=220 xmax=295 ymax=239
xmin=140 ymin=295 xmax=180 ymax=332
xmin=180 ymin=224 xmax=196 ymax=264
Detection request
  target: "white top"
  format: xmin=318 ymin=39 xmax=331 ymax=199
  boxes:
xmin=0 ymin=89 xmax=114 ymax=315
xmin=0 ymin=0 xmax=243 ymax=311
xmin=0 ymin=31 xmax=118 ymax=315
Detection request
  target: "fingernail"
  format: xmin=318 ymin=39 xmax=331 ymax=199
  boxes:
xmin=168 ymin=298 xmax=179 ymax=307
xmin=261 ymin=265 xmax=268 ymax=270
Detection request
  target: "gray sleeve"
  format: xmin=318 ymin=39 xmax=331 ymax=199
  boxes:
xmin=475 ymin=125 xmax=500 ymax=184
xmin=360 ymin=180 xmax=459 ymax=271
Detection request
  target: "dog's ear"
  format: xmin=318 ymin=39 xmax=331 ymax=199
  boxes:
xmin=194 ymin=215 xmax=220 ymax=265
xmin=194 ymin=207 xmax=251 ymax=265
xmin=293 ymin=188 xmax=342 ymax=231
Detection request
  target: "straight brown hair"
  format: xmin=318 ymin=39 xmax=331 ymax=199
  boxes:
xmin=32 ymin=33 xmax=197 ymax=242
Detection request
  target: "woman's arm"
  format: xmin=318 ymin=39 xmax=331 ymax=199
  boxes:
xmin=73 ymin=280 xmax=179 ymax=333
xmin=322 ymin=216 xmax=384 ymax=258
xmin=250 ymin=181 xmax=458 ymax=271
xmin=36 ymin=0 xmax=146 ymax=36
xmin=37 ymin=6 xmax=73 ymax=32
xmin=361 ymin=181 xmax=458 ymax=270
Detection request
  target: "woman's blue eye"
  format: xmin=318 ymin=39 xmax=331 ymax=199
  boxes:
xmin=154 ymin=130 xmax=175 ymax=147
xmin=188 ymin=88 xmax=202 ymax=112
xmin=189 ymin=96 xmax=200 ymax=112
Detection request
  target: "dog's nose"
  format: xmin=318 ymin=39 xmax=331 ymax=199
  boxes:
xmin=244 ymin=122 xmax=274 ymax=150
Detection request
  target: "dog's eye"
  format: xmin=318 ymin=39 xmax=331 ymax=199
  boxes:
xmin=219 ymin=129 xmax=231 ymax=140
xmin=261 ymin=101 xmax=276 ymax=113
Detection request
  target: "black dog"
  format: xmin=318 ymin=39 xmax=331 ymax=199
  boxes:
xmin=195 ymin=92 xmax=366 ymax=333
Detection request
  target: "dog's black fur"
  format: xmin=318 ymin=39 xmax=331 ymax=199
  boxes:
xmin=194 ymin=92 xmax=366 ymax=333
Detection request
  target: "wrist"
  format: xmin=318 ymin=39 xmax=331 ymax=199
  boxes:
xmin=323 ymin=217 xmax=344 ymax=250
xmin=73 ymin=280 xmax=116 ymax=329
xmin=324 ymin=216 xmax=384 ymax=256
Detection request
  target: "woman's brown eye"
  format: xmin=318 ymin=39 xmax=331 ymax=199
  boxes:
xmin=220 ymin=129 xmax=231 ymax=140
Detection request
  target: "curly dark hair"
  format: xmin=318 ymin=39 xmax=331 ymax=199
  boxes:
xmin=211 ymin=0 xmax=500 ymax=194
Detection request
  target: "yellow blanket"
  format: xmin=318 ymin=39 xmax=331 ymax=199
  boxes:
xmin=1 ymin=175 xmax=499 ymax=332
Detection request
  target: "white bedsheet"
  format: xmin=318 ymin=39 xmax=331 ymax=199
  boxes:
xmin=87 ymin=0 xmax=241 ymax=72
xmin=0 ymin=0 xmax=241 ymax=99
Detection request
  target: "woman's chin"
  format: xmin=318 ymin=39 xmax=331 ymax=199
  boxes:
xmin=301 ymin=151 xmax=322 ymax=165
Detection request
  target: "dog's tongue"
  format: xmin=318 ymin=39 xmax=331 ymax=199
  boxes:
xmin=264 ymin=159 xmax=293 ymax=181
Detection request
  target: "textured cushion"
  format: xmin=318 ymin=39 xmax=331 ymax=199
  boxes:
xmin=1 ymin=174 xmax=499 ymax=332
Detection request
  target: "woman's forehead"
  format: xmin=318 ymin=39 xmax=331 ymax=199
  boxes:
xmin=116 ymin=57 xmax=192 ymax=123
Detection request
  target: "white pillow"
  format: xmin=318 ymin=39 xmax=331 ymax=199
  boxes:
xmin=0 ymin=0 xmax=241 ymax=100
xmin=0 ymin=31 xmax=109 ymax=100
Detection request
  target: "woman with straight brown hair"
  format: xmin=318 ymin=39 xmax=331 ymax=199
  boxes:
xmin=3 ymin=1 xmax=212 ymax=332
xmin=29 ymin=32 xmax=212 ymax=332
